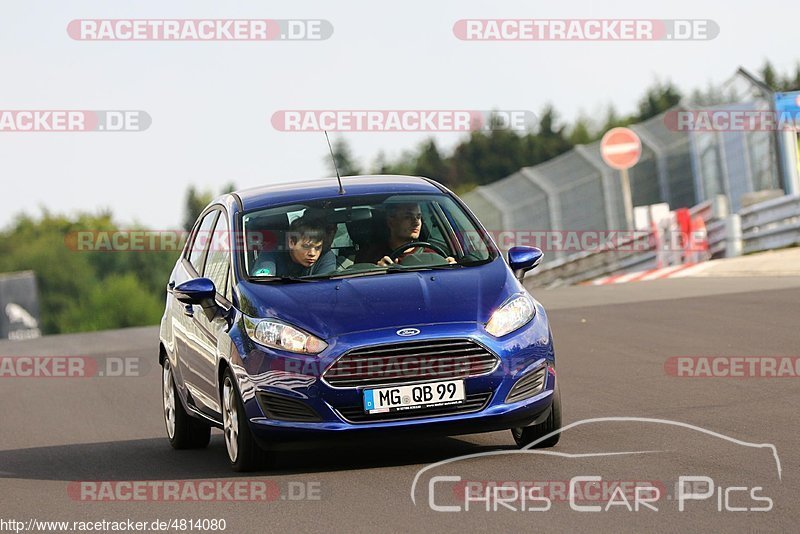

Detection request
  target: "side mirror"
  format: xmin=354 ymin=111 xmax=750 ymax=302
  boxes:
xmin=174 ymin=277 xmax=216 ymax=305
xmin=508 ymin=246 xmax=543 ymax=281
xmin=174 ymin=278 xmax=218 ymax=318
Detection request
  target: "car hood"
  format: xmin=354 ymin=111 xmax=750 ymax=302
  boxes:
xmin=236 ymin=258 xmax=521 ymax=339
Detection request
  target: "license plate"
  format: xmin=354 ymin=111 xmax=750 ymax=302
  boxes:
xmin=362 ymin=379 xmax=465 ymax=414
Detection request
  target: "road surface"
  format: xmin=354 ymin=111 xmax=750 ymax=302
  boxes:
xmin=1 ymin=276 xmax=798 ymax=532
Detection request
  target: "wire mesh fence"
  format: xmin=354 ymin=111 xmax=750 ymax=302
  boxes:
xmin=462 ymin=71 xmax=784 ymax=260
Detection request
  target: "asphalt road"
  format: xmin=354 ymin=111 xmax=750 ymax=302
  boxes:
xmin=1 ymin=276 xmax=799 ymax=532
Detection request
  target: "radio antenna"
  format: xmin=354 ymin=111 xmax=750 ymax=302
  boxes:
xmin=324 ymin=130 xmax=345 ymax=195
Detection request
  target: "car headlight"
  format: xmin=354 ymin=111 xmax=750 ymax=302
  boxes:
xmin=243 ymin=316 xmax=328 ymax=355
xmin=485 ymin=294 xmax=536 ymax=337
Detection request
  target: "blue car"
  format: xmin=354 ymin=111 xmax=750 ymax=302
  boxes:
xmin=159 ymin=175 xmax=561 ymax=471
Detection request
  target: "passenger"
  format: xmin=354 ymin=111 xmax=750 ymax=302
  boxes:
xmin=252 ymin=216 xmax=336 ymax=277
xmin=356 ymin=202 xmax=455 ymax=266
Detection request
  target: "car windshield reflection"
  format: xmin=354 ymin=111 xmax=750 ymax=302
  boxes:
xmin=241 ymin=193 xmax=496 ymax=282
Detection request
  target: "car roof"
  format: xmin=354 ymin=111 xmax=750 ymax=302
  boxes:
xmin=234 ymin=175 xmax=444 ymax=211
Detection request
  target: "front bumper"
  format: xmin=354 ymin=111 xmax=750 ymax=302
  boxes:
xmin=234 ymin=315 xmax=556 ymax=447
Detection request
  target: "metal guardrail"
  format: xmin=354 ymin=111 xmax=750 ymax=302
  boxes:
xmin=706 ymin=219 xmax=728 ymax=257
xmin=526 ymin=232 xmax=657 ymax=288
xmin=740 ymin=194 xmax=800 ymax=254
xmin=525 ymin=195 xmax=729 ymax=288
xmin=529 ymin=235 xmax=657 ymax=288
xmin=524 ymin=193 xmax=800 ymax=288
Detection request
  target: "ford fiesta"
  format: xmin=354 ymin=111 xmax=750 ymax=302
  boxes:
xmin=159 ymin=175 xmax=561 ymax=471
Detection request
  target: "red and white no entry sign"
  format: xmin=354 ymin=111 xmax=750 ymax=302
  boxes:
xmin=600 ymin=127 xmax=642 ymax=170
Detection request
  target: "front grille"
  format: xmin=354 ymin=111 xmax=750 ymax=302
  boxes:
xmin=505 ymin=366 xmax=547 ymax=404
xmin=257 ymin=392 xmax=322 ymax=422
xmin=336 ymin=392 xmax=492 ymax=423
xmin=323 ymin=338 xmax=499 ymax=388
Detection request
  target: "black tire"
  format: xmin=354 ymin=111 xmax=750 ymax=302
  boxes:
xmin=162 ymin=359 xmax=211 ymax=449
xmin=221 ymin=368 xmax=264 ymax=472
xmin=511 ymin=382 xmax=562 ymax=448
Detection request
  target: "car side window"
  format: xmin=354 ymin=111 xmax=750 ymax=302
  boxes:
xmin=222 ymin=266 xmax=231 ymax=301
xmin=443 ymin=202 xmax=485 ymax=257
xmin=188 ymin=210 xmax=219 ymax=273
xmin=204 ymin=212 xmax=231 ymax=300
xmin=421 ymin=203 xmax=447 ymax=247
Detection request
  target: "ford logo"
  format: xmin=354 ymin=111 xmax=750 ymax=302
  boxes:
xmin=396 ymin=328 xmax=420 ymax=337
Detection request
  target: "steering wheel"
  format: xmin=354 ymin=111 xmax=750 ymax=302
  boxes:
xmin=388 ymin=241 xmax=449 ymax=261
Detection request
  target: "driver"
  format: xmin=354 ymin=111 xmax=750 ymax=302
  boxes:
xmin=356 ymin=202 xmax=455 ymax=266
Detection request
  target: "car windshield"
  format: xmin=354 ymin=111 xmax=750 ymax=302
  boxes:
xmin=240 ymin=193 xmax=497 ymax=281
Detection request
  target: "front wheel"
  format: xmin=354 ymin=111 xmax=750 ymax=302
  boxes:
xmin=162 ymin=360 xmax=211 ymax=449
xmin=511 ymin=382 xmax=562 ymax=448
xmin=221 ymin=369 xmax=264 ymax=472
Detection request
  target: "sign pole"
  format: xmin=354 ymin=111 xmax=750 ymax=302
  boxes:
xmin=620 ymin=167 xmax=634 ymax=230
xmin=601 ymin=127 xmax=642 ymax=231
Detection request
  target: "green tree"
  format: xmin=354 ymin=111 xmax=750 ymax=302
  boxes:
xmin=568 ymin=117 xmax=593 ymax=145
xmin=761 ymin=60 xmax=779 ymax=90
xmin=791 ymin=64 xmax=800 ymax=91
xmin=414 ymin=140 xmax=449 ymax=185
xmin=326 ymin=138 xmax=362 ymax=176
xmin=449 ymin=130 xmax=522 ymax=186
xmin=689 ymin=81 xmax=727 ymax=106
xmin=59 ymin=274 xmax=164 ymax=332
xmin=371 ymin=149 xmax=416 ymax=176
xmin=370 ymin=151 xmax=391 ymax=174
xmin=182 ymin=183 xmax=236 ymax=232
xmin=0 ymin=210 xmax=178 ymax=334
xmin=0 ymin=231 xmax=95 ymax=334
xmin=636 ymin=79 xmax=682 ymax=121
xmin=525 ymin=105 xmax=572 ymax=163
xmin=601 ymin=104 xmax=625 ymax=131
xmin=182 ymin=186 xmax=214 ymax=232
xmin=357 ymin=63 xmax=797 ymax=191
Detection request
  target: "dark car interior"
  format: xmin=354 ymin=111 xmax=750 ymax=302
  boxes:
xmin=243 ymin=201 xmax=457 ymax=277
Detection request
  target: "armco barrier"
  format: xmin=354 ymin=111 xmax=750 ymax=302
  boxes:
xmin=740 ymin=194 xmax=800 ymax=254
xmin=525 ymin=232 xmax=657 ymax=288
xmin=523 ymin=193 xmax=800 ymax=288
xmin=524 ymin=196 xmax=728 ymax=288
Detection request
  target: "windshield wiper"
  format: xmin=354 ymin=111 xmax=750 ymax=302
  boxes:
xmin=386 ymin=259 xmax=487 ymax=272
xmin=323 ymin=258 xmax=487 ymax=279
xmin=249 ymin=275 xmax=318 ymax=283
xmin=455 ymin=258 xmax=492 ymax=267
xmin=384 ymin=264 xmax=458 ymax=273
xmin=326 ymin=269 xmax=387 ymax=280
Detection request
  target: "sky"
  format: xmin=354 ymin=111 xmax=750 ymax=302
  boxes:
xmin=1 ymin=0 xmax=799 ymax=230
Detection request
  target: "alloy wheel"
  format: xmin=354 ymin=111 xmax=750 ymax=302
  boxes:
xmin=162 ymin=363 xmax=176 ymax=439
xmin=222 ymin=377 xmax=239 ymax=463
